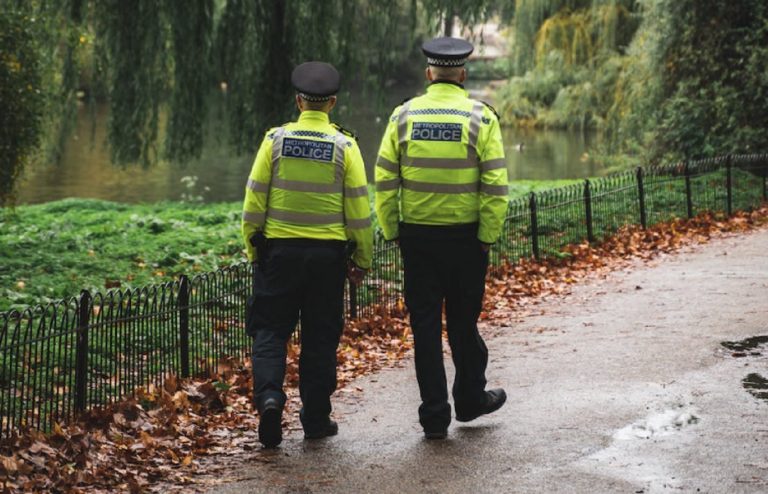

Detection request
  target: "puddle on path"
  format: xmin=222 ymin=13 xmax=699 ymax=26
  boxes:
xmin=720 ymin=335 xmax=768 ymax=357
xmin=743 ymin=373 xmax=768 ymax=402
xmin=719 ymin=336 xmax=768 ymax=403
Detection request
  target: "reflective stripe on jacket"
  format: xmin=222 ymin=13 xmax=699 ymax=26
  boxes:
xmin=374 ymin=82 xmax=508 ymax=244
xmin=242 ymin=110 xmax=373 ymax=268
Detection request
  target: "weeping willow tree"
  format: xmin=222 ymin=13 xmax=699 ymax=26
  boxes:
xmin=95 ymin=1 xmax=170 ymax=166
xmin=532 ymin=2 xmax=636 ymax=67
xmin=421 ymin=0 xmax=494 ymax=36
xmin=213 ymin=0 xmax=423 ymax=154
xmin=0 ymin=0 xmax=446 ymax=204
xmin=497 ymin=0 xmax=641 ymax=129
xmin=0 ymin=9 xmax=44 ymax=207
xmin=0 ymin=0 xmax=84 ymax=207
xmin=0 ymin=0 xmax=497 ymax=205
xmin=509 ymin=0 xmax=583 ymax=74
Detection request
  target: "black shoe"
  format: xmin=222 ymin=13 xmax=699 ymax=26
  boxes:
xmin=455 ymin=388 xmax=507 ymax=423
xmin=304 ymin=420 xmax=339 ymax=440
xmin=424 ymin=430 xmax=448 ymax=440
xmin=258 ymin=398 xmax=282 ymax=448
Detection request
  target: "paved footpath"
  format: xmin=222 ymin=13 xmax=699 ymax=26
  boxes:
xmin=211 ymin=228 xmax=768 ymax=494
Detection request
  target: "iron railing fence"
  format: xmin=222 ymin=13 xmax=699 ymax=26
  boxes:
xmin=1 ymin=153 xmax=766 ymax=437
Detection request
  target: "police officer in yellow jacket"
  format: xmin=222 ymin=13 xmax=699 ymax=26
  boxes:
xmin=375 ymin=38 xmax=508 ymax=439
xmin=242 ymin=61 xmax=373 ymax=448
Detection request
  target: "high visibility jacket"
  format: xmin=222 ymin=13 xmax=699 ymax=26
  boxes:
xmin=374 ymin=82 xmax=508 ymax=244
xmin=241 ymin=110 xmax=373 ymax=269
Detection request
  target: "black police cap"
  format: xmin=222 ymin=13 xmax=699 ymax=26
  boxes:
xmin=421 ymin=37 xmax=474 ymax=67
xmin=291 ymin=61 xmax=340 ymax=102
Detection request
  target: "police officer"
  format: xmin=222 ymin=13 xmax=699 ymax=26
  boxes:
xmin=242 ymin=61 xmax=373 ymax=448
xmin=374 ymin=37 xmax=509 ymax=439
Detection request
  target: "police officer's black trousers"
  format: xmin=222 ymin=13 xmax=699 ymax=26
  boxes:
xmin=399 ymin=224 xmax=489 ymax=432
xmin=249 ymin=239 xmax=346 ymax=434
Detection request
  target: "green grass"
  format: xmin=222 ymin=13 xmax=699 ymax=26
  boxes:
xmin=2 ymin=181 xmax=574 ymax=312
xmin=2 ymin=171 xmax=764 ymax=312
xmin=1 ymin=198 xmax=244 ymax=312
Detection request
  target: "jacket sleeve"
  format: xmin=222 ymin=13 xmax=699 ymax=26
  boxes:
xmin=343 ymin=141 xmax=374 ymax=269
xmin=477 ymin=107 xmax=509 ymax=244
xmin=374 ymin=107 xmax=402 ymax=241
xmin=241 ymin=133 xmax=274 ymax=262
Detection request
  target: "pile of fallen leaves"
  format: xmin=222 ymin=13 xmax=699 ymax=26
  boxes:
xmin=482 ymin=207 xmax=768 ymax=321
xmin=0 ymin=363 xmax=254 ymax=493
xmin=0 ymin=308 xmax=411 ymax=493
xmin=1 ymin=206 xmax=766 ymax=493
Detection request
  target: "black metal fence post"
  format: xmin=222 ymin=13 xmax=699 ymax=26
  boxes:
xmin=762 ymin=154 xmax=767 ymax=201
xmin=74 ymin=290 xmax=91 ymax=414
xmin=764 ymin=170 xmax=767 ymax=201
xmin=637 ymin=166 xmax=647 ymax=229
xmin=684 ymin=162 xmax=693 ymax=218
xmin=348 ymin=280 xmax=358 ymax=320
xmin=179 ymin=275 xmax=190 ymax=378
xmin=529 ymin=192 xmax=540 ymax=260
xmin=726 ymin=155 xmax=733 ymax=216
xmin=584 ymin=179 xmax=594 ymax=243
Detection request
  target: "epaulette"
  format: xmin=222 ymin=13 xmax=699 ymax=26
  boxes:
xmin=266 ymin=123 xmax=290 ymax=139
xmin=332 ymin=123 xmax=358 ymax=141
xmin=480 ymin=101 xmax=501 ymax=123
xmin=390 ymin=97 xmax=415 ymax=122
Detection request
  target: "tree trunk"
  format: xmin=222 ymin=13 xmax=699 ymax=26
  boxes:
xmin=443 ymin=10 xmax=454 ymax=36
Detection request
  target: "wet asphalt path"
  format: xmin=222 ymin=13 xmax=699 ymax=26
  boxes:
xmin=210 ymin=228 xmax=768 ymax=494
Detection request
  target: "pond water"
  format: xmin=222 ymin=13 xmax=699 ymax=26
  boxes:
xmin=15 ymin=81 xmax=603 ymax=205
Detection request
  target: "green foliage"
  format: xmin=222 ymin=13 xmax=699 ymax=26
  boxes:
xmin=496 ymin=51 xmax=581 ymax=125
xmin=500 ymin=0 xmax=768 ymax=165
xmin=2 ymin=0 xmax=496 ymax=198
xmin=166 ymin=0 xmax=214 ymax=162
xmin=510 ymin=0 xmax=594 ymax=74
xmin=466 ymin=57 xmax=512 ymax=80
xmin=499 ymin=0 xmax=641 ymax=131
xmin=651 ymin=0 xmax=768 ymax=161
xmin=95 ymin=1 xmax=168 ymax=165
xmin=421 ymin=0 xmax=494 ymax=35
xmin=215 ymin=0 xmax=426 ymax=154
xmin=0 ymin=9 xmax=44 ymax=207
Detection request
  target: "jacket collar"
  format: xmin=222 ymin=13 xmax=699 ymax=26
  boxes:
xmin=426 ymin=81 xmax=468 ymax=97
xmin=298 ymin=110 xmax=331 ymax=124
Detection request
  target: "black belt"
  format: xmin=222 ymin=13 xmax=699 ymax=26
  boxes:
xmin=399 ymin=222 xmax=479 ymax=239
xmin=268 ymin=238 xmax=347 ymax=248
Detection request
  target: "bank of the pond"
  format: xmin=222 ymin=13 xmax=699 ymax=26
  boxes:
xmin=2 ymin=181 xmax=574 ymax=312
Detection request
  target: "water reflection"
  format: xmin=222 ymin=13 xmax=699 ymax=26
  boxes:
xmin=16 ymin=83 xmax=602 ymax=205
xmin=503 ymin=127 xmax=602 ymax=180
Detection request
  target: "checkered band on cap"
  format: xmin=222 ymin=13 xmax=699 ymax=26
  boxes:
xmin=427 ymin=57 xmax=468 ymax=67
xmin=299 ymin=92 xmax=332 ymax=102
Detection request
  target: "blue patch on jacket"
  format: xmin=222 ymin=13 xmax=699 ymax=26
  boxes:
xmin=411 ymin=122 xmax=463 ymax=142
xmin=281 ymin=138 xmax=334 ymax=162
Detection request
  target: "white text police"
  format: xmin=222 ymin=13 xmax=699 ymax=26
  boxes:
xmin=411 ymin=122 xmax=463 ymax=142
xmin=282 ymin=138 xmax=335 ymax=162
